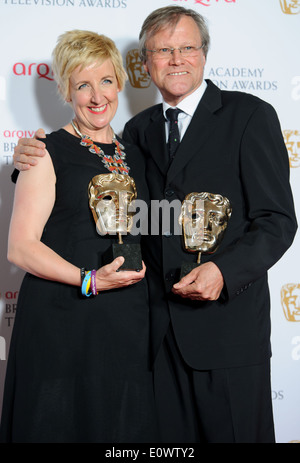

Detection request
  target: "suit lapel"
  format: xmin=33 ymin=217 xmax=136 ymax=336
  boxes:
xmin=145 ymin=108 xmax=169 ymax=176
xmin=166 ymin=81 xmax=223 ymax=185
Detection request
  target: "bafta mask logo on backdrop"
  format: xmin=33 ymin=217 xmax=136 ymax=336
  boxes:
xmin=281 ymin=284 xmax=300 ymax=322
xmin=283 ymin=130 xmax=300 ymax=168
xmin=279 ymin=0 xmax=300 ymax=14
xmin=126 ymin=49 xmax=151 ymax=89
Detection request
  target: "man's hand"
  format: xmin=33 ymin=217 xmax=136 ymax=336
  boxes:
xmin=172 ymin=262 xmax=224 ymax=301
xmin=13 ymin=128 xmax=47 ymax=171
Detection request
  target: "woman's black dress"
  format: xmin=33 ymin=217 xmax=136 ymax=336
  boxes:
xmin=0 ymin=129 xmax=157 ymax=443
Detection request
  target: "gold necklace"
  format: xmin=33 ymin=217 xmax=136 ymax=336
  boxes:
xmin=71 ymin=120 xmax=130 ymax=175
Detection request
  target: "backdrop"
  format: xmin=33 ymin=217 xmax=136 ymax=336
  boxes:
xmin=0 ymin=0 xmax=299 ymax=444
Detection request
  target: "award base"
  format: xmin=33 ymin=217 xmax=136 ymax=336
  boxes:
xmin=103 ymin=243 xmax=143 ymax=272
xmin=180 ymin=262 xmax=200 ymax=280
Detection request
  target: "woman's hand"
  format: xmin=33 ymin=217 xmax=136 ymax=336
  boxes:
xmin=96 ymin=257 xmax=146 ymax=291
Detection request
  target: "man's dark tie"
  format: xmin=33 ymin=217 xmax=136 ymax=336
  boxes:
xmin=166 ymin=107 xmax=182 ymax=160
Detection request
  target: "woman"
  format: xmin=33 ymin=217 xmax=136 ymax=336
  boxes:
xmin=0 ymin=30 xmax=157 ymax=443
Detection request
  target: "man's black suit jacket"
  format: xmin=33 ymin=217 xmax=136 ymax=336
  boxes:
xmin=123 ymin=79 xmax=297 ymax=370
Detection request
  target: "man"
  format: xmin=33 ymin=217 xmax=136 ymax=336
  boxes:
xmin=12 ymin=6 xmax=297 ymax=443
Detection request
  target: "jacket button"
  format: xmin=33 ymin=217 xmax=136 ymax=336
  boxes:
xmin=165 ymin=189 xmax=175 ymax=198
xmin=165 ymin=271 xmax=175 ymax=281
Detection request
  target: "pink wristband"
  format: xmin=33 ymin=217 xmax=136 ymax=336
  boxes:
xmin=91 ymin=270 xmax=98 ymax=296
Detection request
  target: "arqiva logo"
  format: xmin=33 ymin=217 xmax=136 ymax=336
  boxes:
xmin=174 ymin=0 xmax=236 ymax=6
xmin=13 ymin=62 xmax=54 ymax=81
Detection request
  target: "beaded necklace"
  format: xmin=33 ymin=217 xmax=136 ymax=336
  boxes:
xmin=71 ymin=119 xmax=130 ymax=175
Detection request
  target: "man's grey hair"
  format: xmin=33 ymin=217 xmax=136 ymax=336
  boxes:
xmin=138 ymin=5 xmax=210 ymax=63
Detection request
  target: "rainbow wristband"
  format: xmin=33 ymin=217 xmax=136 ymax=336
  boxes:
xmin=81 ymin=271 xmax=92 ymax=297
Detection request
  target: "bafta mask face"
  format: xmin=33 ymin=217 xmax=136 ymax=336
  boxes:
xmin=181 ymin=192 xmax=232 ymax=254
xmin=88 ymin=174 xmax=137 ymax=235
xmin=283 ymin=130 xmax=300 ymax=168
xmin=281 ymin=284 xmax=300 ymax=322
xmin=126 ymin=49 xmax=151 ymax=89
xmin=279 ymin=0 xmax=300 ymax=14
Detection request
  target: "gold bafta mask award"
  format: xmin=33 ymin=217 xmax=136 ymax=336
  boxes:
xmin=88 ymin=173 xmax=142 ymax=271
xmin=180 ymin=192 xmax=232 ymax=278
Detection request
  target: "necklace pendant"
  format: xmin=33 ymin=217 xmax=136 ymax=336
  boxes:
xmin=71 ymin=120 xmax=129 ymax=175
xmin=89 ymin=146 xmax=104 ymax=156
xmin=102 ymin=155 xmax=130 ymax=175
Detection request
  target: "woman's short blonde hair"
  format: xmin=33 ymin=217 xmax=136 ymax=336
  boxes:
xmin=52 ymin=30 xmax=128 ymax=101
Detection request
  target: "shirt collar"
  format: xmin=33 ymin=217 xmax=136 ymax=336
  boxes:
xmin=163 ymin=80 xmax=207 ymax=118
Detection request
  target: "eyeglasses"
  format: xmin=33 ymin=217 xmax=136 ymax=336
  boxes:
xmin=145 ymin=44 xmax=205 ymax=59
